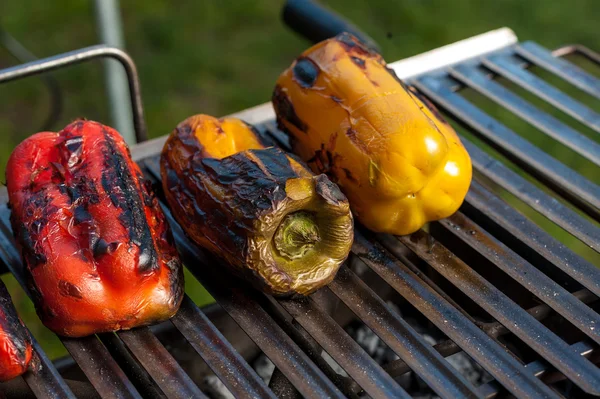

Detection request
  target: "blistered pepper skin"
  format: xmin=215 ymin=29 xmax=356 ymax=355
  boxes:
xmin=273 ymin=33 xmax=472 ymax=235
xmin=161 ymin=115 xmax=353 ymax=296
xmin=0 ymin=280 xmax=32 ymax=381
xmin=6 ymin=120 xmax=184 ymax=337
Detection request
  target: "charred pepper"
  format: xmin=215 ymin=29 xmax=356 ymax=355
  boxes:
xmin=273 ymin=33 xmax=472 ymax=235
xmin=0 ymin=280 xmax=32 ymax=381
xmin=6 ymin=120 xmax=184 ymax=337
xmin=161 ymin=115 xmax=353 ymax=296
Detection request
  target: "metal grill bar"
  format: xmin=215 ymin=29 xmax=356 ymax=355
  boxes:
xmin=60 ymin=337 xmax=142 ymax=399
xmin=449 ymin=64 xmax=600 ymax=166
xmin=255 ymin=291 xmax=363 ymax=398
xmin=479 ymin=341 xmax=596 ymax=398
xmin=460 ymin=137 xmax=600 ymax=251
xmin=116 ymin=328 xmax=205 ymax=399
xmin=353 ymin=232 xmax=559 ymax=399
xmin=327 ymin=266 xmax=480 ymax=398
xmin=413 ymin=76 xmax=600 ymax=216
xmin=516 ymin=42 xmax=600 ymax=99
xmin=278 ymin=295 xmax=411 ymax=399
xmin=153 ymin=199 xmax=344 ymax=399
xmin=440 ymin=211 xmax=600 ymax=344
xmin=396 ymin=230 xmax=600 ymax=395
xmin=464 ymin=180 xmax=600 ymax=295
xmin=24 ymin=337 xmax=76 ymax=399
xmin=482 ymin=54 xmax=600 ymax=133
xmin=171 ymin=296 xmax=276 ymax=399
xmin=98 ymin=332 xmax=166 ymax=399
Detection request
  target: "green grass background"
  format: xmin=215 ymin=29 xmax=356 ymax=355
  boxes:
xmin=0 ymin=0 xmax=598 ymax=359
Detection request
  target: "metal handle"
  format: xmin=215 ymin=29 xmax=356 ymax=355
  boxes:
xmin=282 ymin=0 xmax=381 ymax=53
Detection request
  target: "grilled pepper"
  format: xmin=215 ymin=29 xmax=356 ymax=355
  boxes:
xmin=0 ymin=280 xmax=32 ymax=381
xmin=273 ymin=33 xmax=472 ymax=235
xmin=161 ymin=115 xmax=353 ymax=296
xmin=6 ymin=120 xmax=184 ymax=337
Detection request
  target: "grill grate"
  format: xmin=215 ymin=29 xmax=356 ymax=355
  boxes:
xmin=0 ymin=31 xmax=599 ymax=398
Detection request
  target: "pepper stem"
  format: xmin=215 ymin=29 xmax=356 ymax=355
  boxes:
xmin=274 ymin=211 xmax=320 ymax=260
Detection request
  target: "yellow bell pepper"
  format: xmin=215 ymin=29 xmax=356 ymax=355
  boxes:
xmin=161 ymin=115 xmax=353 ymax=296
xmin=272 ymin=33 xmax=472 ymax=235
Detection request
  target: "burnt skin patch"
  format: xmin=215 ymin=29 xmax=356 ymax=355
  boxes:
xmin=315 ymin=174 xmax=347 ymax=205
xmin=100 ymin=130 xmax=159 ymax=273
xmin=93 ymin=238 xmax=119 ymax=258
xmin=343 ymin=168 xmax=359 ymax=184
xmin=272 ymin=85 xmax=308 ymax=133
xmin=58 ymin=280 xmax=83 ymax=299
xmin=346 ymin=128 xmax=369 ymax=153
xmin=336 ymin=32 xmax=370 ymax=56
xmin=350 ymin=56 xmax=366 ymax=69
xmin=292 ymin=58 xmax=319 ymax=88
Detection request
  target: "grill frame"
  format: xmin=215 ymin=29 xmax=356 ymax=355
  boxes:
xmin=0 ymin=29 xmax=598 ymax=398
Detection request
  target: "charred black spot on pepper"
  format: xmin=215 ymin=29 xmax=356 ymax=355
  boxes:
xmin=335 ymin=32 xmax=371 ymax=55
xmin=101 ymin=130 xmax=159 ymax=273
xmin=351 ymin=56 xmax=366 ymax=68
xmin=73 ymin=205 xmax=92 ymax=225
xmin=272 ymin=85 xmax=308 ymax=133
xmin=93 ymin=238 xmax=119 ymax=258
xmin=18 ymin=223 xmax=46 ymax=268
xmin=342 ymin=168 xmax=359 ymax=183
xmin=292 ymin=58 xmax=319 ymax=88
xmin=315 ymin=174 xmax=347 ymax=205
xmin=58 ymin=280 xmax=83 ymax=299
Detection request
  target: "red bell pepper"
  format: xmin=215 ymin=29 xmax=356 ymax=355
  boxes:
xmin=6 ymin=120 xmax=184 ymax=337
xmin=0 ymin=280 xmax=32 ymax=381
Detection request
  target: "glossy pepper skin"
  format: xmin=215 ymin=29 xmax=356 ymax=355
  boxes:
xmin=6 ymin=120 xmax=184 ymax=337
xmin=273 ymin=33 xmax=472 ymax=235
xmin=0 ymin=280 xmax=32 ymax=381
xmin=161 ymin=115 xmax=353 ymax=296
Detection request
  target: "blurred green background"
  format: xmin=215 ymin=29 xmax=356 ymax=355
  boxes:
xmin=0 ymin=0 xmax=598 ymax=359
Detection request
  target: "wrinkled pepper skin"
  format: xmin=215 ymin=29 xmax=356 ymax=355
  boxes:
xmin=0 ymin=280 xmax=32 ymax=381
xmin=6 ymin=120 xmax=184 ymax=337
xmin=161 ymin=115 xmax=353 ymax=296
xmin=273 ymin=33 xmax=472 ymax=235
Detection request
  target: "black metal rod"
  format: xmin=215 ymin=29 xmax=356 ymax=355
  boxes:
xmin=479 ymin=341 xmax=596 ymax=398
xmin=171 ymin=295 xmax=276 ymax=399
xmin=482 ymin=54 xmax=600 ymax=133
xmin=117 ymin=327 xmax=205 ymax=399
xmin=440 ymin=211 xmax=600 ymax=345
xmin=0 ymin=44 xmax=148 ymax=142
xmin=465 ymin=179 xmax=600 ymax=295
xmin=413 ymin=75 xmax=600 ymax=217
xmin=61 ymin=337 xmax=142 ymax=399
xmin=98 ymin=333 xmax=166 ymax=399
xmin=450 ymin=64 xmax=600 ymax=166
xmin=282 ymin=0 xmax=381 ymax=52
xmin=23 ymin=335 xmax=76 ymax=399
xmin=278 ymin=295 xmax=411 ymax=399
xmin=396 ymin=230 xmax=600 ymax=395
xmin=328 ymin=266 xmax=481 ymax=399
xmin=517 ymin=42 xmax=600 ymax=99
xmin=354 ymin=232 xmax=559 ymax=399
